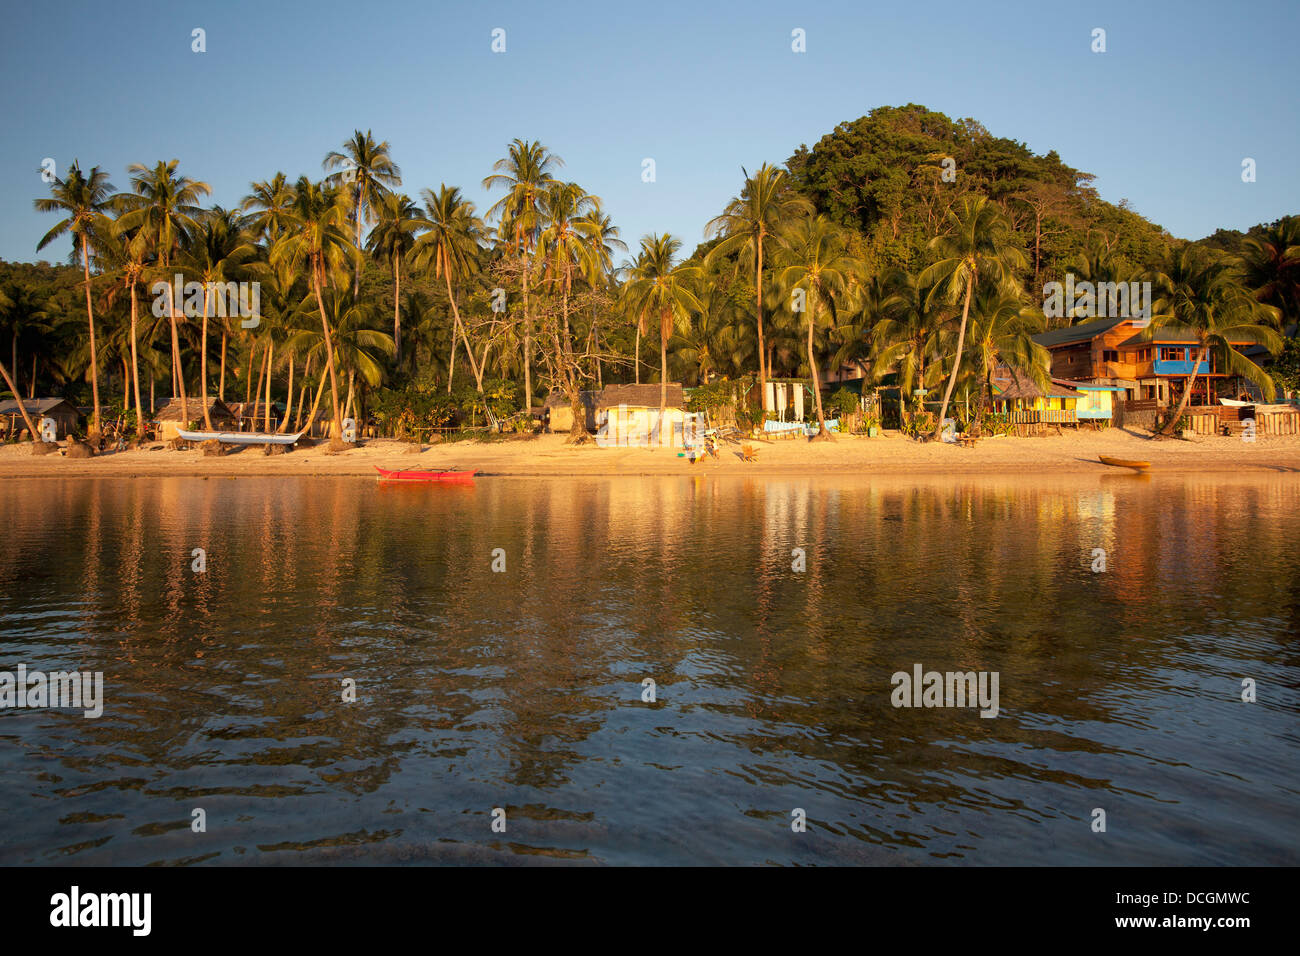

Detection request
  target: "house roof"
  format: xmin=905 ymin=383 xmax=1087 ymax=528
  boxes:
xmin=1117 ymin=326 xmax=1261 ymax=347
xmin=152 ymin=398 xmax=237 ymax=421
xmin=1032 ymin=316 xmax=1132 ymax=349
xmin=0 ymin=398 xmax=79 ymax=416
xmin=1054 ymin=378 xmax=1121 ymax=391
xmin=992 ymin=367 xmax=1082 ymax=400
xmin=597 ymin=383 xmax=685 ymax=408
xmin=543 ymin=390 xmax=598 ymax=410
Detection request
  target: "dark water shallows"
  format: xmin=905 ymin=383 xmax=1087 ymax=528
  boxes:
xmin=1 ymin=474 xmax=1297 ymax=865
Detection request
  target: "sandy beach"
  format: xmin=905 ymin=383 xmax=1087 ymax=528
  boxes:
xmin=2 ymin=428 xmax=1297 ymax=479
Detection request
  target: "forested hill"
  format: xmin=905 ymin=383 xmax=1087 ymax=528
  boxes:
xmin=784 ymin=103 xmax=1175 ymax=285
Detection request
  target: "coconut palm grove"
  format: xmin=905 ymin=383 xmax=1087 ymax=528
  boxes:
xmin=4 ymin=105 xmax=1297 ymax=446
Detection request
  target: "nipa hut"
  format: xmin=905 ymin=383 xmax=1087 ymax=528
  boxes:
xmin=151 ymin=398 xmax=237 ymax=441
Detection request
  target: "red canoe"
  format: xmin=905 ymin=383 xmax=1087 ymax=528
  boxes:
xmin=375 ymin=466 xmax=477 ymax=481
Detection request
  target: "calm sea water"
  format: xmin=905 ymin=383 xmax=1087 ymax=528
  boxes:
xmin=0 ymin=474 xmax=1297 ymax=866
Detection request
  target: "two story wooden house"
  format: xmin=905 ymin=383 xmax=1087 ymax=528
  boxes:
xmin=1032 ymin=317 xmax=1254 ymax=407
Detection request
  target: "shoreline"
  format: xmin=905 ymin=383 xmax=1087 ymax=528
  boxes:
xmin=2 ymin=431 xmax=1298 ymax=479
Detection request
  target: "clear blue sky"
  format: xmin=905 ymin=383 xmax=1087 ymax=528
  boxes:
xmin=2 ymin=0 xmax=1296 ymax=265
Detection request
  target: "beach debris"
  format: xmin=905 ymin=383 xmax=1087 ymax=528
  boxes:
xmin=64 ymin=438 xmax=95 ymax=459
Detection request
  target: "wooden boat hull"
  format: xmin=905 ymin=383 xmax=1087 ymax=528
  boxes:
xmin=178 ymin=428 xmax=304 ymax=445
xmin=1099 ymin=455 xmax=1150 ymax=470
xmin=375 ymin=466 xmax=477 ymax=481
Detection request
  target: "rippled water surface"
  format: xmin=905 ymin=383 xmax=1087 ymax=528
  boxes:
xmin=1 ymin=474 xmax=1297 ymax=865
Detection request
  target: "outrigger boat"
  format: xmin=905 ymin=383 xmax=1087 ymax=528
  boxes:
xmin=177 ymin=428 xmax=305 ymax=445
xmin=1099 ymin=455 xmax=1150 ymax=471
xmin=375 ymin=466 xmax=477 ymax=481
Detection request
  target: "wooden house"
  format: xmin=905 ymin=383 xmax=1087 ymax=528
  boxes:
xmin=0 ymin=398 xmax=80 ymax=439
xmin=543 ymin=390 xmax=598 ymax=433
xmin=594 ymin=383 xmax=688 ymax=446
xmin=989 ymin=367 xmax=1083 ymax=434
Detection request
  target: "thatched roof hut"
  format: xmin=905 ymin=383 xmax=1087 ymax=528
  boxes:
xmin=151 ymin=398 xmax=237 ymax=440
xmin=597 ymin=383 xmax=686 ymax=409
xmin=0 ymin=398 xmax=80 ymax=438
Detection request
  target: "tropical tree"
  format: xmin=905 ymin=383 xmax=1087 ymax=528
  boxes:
xmin=1239 ymin=215 xmax=1300 ymax=324
xmin=622 ymin=234 xmax=702 ymax=427
xmin=411 ymin=185 xmax=486 ymax=392
xmin=777 ymin=216 xmax=859 ymax=439
xmin=365 ymin=191 xmax=421 ymax=366
xmin=919 ymin=196 xmax=1027 ymax=440
xmin=704 ymin=163 xmax=813 ymax=410
xmin=271 ymin=177 xmax=361 ymax=443
xmin=33 ymin=160 xmax=117 ymax=435
xmin=95 ymin=215 xmax=154 ymax=436
xmin=177 ymin=209 xmax=256 ymax=427
xmin=965 ymin=286 xmax=1049 ymax=425
xmin=116 ymin=160 xmax=212 ymax=426
xmin=323 ymin=130 xmax=401 ymax=295
xmin=1144 ymin=246 xmax=1283 ymax=434
xmin=482 ymin=139 xmax=563 ymax=409
xmin=240 ymin=172 xmax=296 ymax=243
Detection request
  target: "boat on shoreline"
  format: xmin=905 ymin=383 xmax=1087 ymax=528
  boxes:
xmin=1099 ymin=455 xmax=1150 ymax=470
xmin=177 ymin=428 xmax=305 ymax=445
xmin=375 ymin=466 xmax=477 ymax=481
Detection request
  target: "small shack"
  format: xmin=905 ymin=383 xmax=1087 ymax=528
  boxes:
xmin=990 ymin=368 xmax=1082 ymax=435
xmin=595 ymin=383 xmax=687 ymax=446
xmin=0 ymin=398 xmax=80 ymax=439
xmin=228 ymin=401 xmax=283 ymax=432
xmin=543 ymin=390 xmax=598 ymax=433
xmin=151 ymin=397 xmax=237 ymax=441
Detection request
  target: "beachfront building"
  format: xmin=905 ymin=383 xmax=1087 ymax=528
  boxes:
xmin=593 ymin=383 xmax=688 ymax=446
xmin=543 ymin=390 xmax=598 ymax=433
xmin=228 ymin=401 xmax=283 ymax=432
xmin=151 ymin=398 xmax=237 ymax=441
xmin=989 ymin=367 xmax=1083 ymax=434
xmin=1032 ymin=317 xmax=1258 ymax=406
xmin=0 ymin=397 xmax=80 ymax=439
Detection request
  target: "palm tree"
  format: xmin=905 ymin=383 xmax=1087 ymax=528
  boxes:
xmin=705 ymin=163 xmax=813 ymax=412
xmin=95 ymin=215 xmax=154 ymax=437
xmin=1239 ymin=216 xmax=1300 ymax=324
xmin=537 ymin=182 xmax=598 ymax=352
xmin=777 ymin=216 xmax=858 ymax=440
xmin=1144 ymin=246 xmax=1282 ymax=434
xmin=919 ymin=196 xmax=1027 ymax=441
xmin=482 ymin=139 xmax=563 ymax=409
xmin=622 ymin=234 xmax=702 ymax=429
xmin=33 ymin=160 xmax=117 ymax=436
xmin=240 ymin=172 xmax=296 ymax=243
xmin=412 ymin=185 xmax=486 ymax=392
xmin=271 ymin=177 xmax=359 ymax=444
xmin=323 ymin=130 xmax=401 ymax=295
xmin=966 ymin=287 xmax=1049 ymax=425
xmin=0 ymin=285 xmax=50 ymax=401
xmin=365 ymin=192 xmax=420 ymax=366
xmin=675 ymin=282 xmax=747 ymax=384
xmin=177 ymin=210 xmax=256 ymax=427
xmin=115 ymin=160 xmax=212 ymax=426
xmin=868 ymin=270 xmax=949 ymax=420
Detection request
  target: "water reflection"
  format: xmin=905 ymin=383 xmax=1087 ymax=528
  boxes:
xmin=0 ymin=474 xmax=1297 ymax=865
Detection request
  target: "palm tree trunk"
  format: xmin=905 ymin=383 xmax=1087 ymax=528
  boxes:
xmin=245 ymin=342 xmax=258 ymax=407
xmin=264 ymin=337 xmax=274 ymax=432
xmin=30 ymin=353 xmax=37 ymax=399
xmin=808 ymin=298 xmax=831 ymax=440
xmin=11 ymin=332 xmax=18 ymax=398
xmin=311 ymin=261 xmax=344 ymax=441
xmin=933 ymin=271 xmax=973 ymax=440
xmin=279 ymin=357 xmax=294 ymax=432
xmin=252 ymin=342 xmax=269 ymax=427
xmin=0 ymin=359 xmax=37 ymax=442
xmin=756 ymin=233 xmax=767 ymax=411
xmin=219 ymin=327 xmax=227 ymax=401
xmin=306 ymin=363 xmax=328 ymax=436
xmin=343 ymin=369 xmax=355 ymax=422
xmin=446 ymin=269 xmax=483 ymax=390
xmin=659 ymin=309 xmax=670 ymax=444
xmin=200 ymin=288 xmax=213 ymax=430
xmin=295 ymin=357 xmax=313 ymax=431
xmin=522 ymin=250 xmax=532 ymax=412
xmin=129 ymin=280 xmax=145 ymax=438
xmin=1161 ymin=345 xmax=1203 ymax=436
xmin=167 ymin=283 xmax=189 ymax=427
xmin=393 ymin=253 xmax=402 ymax=366
xmin=634 ymin=322 xmax=642 ymax=385
xmin=81 ymin=235 xmax=102 ymax=436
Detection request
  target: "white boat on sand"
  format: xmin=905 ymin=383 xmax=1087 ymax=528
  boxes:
xmin=177 ymin=428 xmax=305 ymax=446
